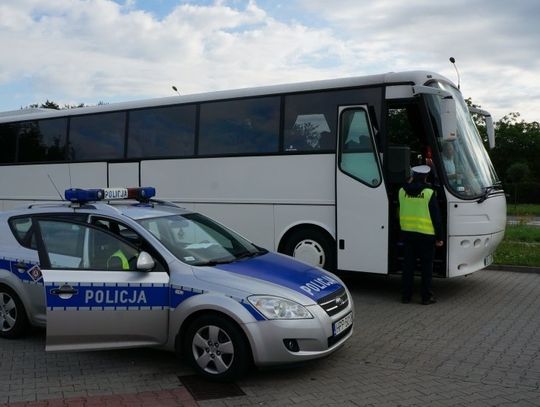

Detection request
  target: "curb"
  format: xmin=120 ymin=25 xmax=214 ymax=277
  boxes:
xmin=486 ymin=264 xmax=540 ymax=274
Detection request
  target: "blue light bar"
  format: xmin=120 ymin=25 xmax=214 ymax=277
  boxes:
xmin=65 ymin=188 xmax=104 ymax=203
xmin=64 ymin=187 xmax=156 ymax=203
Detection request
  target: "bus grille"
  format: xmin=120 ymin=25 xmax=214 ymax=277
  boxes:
xmin=317 ymin=287 xmax=349 ymax=316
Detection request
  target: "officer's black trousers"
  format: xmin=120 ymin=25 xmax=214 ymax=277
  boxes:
xmin=401 ymin=232 xmax=435 ymax=302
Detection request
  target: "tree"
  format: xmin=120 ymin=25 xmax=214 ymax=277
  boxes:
xmin=506 ymin=162 xmax=531 ymax=183
xmin=40 ymin=100 xmax=60 ymax=110
xmin=490 ymin=112 xmax=540 ymax=184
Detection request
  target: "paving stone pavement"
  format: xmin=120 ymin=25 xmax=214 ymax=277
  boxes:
xmin=1 ymin=269 xmax=539 ymax=406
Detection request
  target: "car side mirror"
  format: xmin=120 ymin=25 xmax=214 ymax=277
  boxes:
xmin=136 ymin=251 xmax=155 ymax=271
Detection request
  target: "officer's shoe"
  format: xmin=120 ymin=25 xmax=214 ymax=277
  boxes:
xmin=421 ymin=297 xmax=437 ymax=305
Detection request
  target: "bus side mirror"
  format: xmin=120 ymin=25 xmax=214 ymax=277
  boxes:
xmin=469 ymin=106 xmax=496 ymax=149
xmin=441 ymin=97 xmax=457 ymax=142
xmin=137 ymin=251 xmax=155 ymax=271
xmin=485 ymin=115 xmax=495 ymax=149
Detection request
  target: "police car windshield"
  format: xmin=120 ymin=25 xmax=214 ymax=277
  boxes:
xmin=137 ymin=213 xmax=263 ymax=266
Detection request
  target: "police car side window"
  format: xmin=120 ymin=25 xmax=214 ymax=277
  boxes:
xmin=9 ymin=217 xmax=37 ymax=250
xmin=37 ymin=219 xmax=140 ymax=271
xmin=90 ymin=217 xmax=167 ymax=272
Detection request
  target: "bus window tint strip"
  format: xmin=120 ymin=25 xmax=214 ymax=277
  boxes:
xmin=0 ymin=86 xmax=383 ymax=164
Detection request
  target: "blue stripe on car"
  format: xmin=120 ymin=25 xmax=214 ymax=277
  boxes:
xmin=213 ymin=252 xmax=342 ymax=301
xmin=0 ymin=258 xmax=42 ymax=284
xmin=45 ymin=283 xmax=169 ymax=310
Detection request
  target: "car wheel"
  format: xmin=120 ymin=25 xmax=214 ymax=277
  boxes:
xmin=183 ymin=314 xmax=250 ymax=381
xmin=0 ymin=286 xmax=28 ymax=339
xmin=282 ymin=228 xmax=336 ymax=271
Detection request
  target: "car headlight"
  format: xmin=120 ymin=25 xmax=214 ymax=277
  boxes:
xmin=247 ymin=295 xmax=313 ymax=319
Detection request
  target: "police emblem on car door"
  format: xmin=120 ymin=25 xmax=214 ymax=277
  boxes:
xmin=35 ymin=218 xmax=169 ymax=351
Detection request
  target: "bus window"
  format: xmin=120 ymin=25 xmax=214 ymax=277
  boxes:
xmin=69 ymin=112 xmax=126 ymax=160
xmin=339 ymin=109 xmax=380 ymax=187
xmin=283 ymin=89 xmax=379 ymax=153
xmin=284 ymin=91 xmax=352 ymax=152
xmin=128 ymin=105 xmax=196 ymax=158
xmin=17 ymin=118 xmax=68 ymax=162
xmin=199 ymin=97 xmax=279 ymax=155
xmin=0 ymin=123 xmax=17 ymax=164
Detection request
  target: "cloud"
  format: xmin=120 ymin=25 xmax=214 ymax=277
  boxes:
xmin=0 ymin=0 xmax=539 ymax=122
xmin=297 ymin=0 xmax=540 ymax=121
xmin=0 ymin=0 xmax=346 ymax=108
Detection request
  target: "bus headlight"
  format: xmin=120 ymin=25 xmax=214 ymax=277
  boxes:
xmin=247 ymin=295 xmax=313 ymax=319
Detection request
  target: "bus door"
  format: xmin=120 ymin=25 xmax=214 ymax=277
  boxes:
xmin=108 ymin=162 xmax=140 ymax=187
xmin=336 ymin=106 xmax=388 ymax=273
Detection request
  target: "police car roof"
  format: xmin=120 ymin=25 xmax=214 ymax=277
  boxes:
xmin=109 ymin=202 xmax=191 ymax=220
xmin=0 ymin=200 xmax=192 ymax=220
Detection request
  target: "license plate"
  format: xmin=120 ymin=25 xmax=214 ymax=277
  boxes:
xmin=333 ymin=312 xmax=353 ymax=336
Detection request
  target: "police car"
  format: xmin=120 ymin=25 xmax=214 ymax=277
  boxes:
xmin=0 ymin=187 xmax=353 ymax=380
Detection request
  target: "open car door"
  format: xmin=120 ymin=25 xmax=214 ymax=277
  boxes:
xmin=35 ymin=218 xmax=169 ymax=351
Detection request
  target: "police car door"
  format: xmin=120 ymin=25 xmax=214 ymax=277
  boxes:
xmin=36 ymin=218 xmax=169 ymax=351
xmin=336 ymin=106 xmax=388 ymax=273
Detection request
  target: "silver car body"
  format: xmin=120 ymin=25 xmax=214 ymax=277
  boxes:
xmin=0 ymin=198 xmax=353 ymax=368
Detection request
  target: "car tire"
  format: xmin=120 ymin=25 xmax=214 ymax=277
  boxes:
xmin=0 ymin=285 xmax=29 ymax=339
xmin=282 ymin=228 xmax=336 ymax=271
xmin=183 ymin=314 xmax=250 ymax=381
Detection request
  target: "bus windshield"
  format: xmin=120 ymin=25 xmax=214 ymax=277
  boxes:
xmin=425 ymin=81 xmax=500 ymax=198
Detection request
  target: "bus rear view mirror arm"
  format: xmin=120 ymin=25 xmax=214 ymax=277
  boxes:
xmin=469 ymin=106 xmax=495 ymax=149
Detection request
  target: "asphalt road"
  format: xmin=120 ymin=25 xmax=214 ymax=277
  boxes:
xmin=1 ymin=269 xmax=539 ymax=406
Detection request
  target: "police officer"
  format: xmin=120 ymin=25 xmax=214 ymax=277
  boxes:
xmin=399 ymin=165 xmax=444 ymax=305
xmin=107 ymin=249 xmax=130 ymax=270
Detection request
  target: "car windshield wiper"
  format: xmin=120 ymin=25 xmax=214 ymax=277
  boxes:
xmin=235 ymin=248 xmax=268 ymax=260
xmin=196 ymin=257 xmax=236 ymax=267
xmin=477 ymin=182 xmax=502 ymax=204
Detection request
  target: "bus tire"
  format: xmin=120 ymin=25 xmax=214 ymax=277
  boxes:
xmin=0 ymin=285 xmax=29 ymax=339
xmin=282 ymin=228 xmax=336 ymax=271
xmin=183 ymin=314 xmax=250 ymax=382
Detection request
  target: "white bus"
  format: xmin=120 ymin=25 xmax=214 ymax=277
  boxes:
xmin=0 ymin=71 xmax=506 ymax=277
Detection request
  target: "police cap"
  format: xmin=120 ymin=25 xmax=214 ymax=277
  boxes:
xmin=411 ymin=165 xmax=431 ymax=175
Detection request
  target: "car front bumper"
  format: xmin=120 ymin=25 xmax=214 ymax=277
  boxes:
xmin=243 ymin=302 xmax=354 ymax=366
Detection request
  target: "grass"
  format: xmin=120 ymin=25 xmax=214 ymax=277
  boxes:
xmin=494 ymin=241 xmax=540 ymax=267
xmin=506 ymin=203 xmax=540 ymax=217
xmin=494 ymin=223 xmax=540 ymax=267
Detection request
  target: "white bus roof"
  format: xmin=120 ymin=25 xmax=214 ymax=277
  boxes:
xmin=0 ymin=70 xmax=453 ymax=123
xmin=0 ymin=108 xmax=52 ymax=118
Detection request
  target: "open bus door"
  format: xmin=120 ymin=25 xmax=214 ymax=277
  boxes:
xmin=336 ymin=106 xmax=388 ymax=273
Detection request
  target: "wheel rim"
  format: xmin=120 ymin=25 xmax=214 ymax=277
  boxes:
xmin=192 ymin=324 xmax=234 ymax=375
xmin=0 ymin=292 xmax=17 ymax=332
xmin=293 ymin=239 xmax=326 ymax=267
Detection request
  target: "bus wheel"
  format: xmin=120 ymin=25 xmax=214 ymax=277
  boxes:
xmin=282 ymin=228 xmax=335 ymax=271
xmin=183 ymin=314 xmax=250 ymax=381
xmin=0 ymin=286 xmax=28 ymax=339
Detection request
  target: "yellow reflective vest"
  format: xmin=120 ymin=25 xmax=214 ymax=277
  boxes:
xmin=107 ymin=249 xmax=130 ymax=270
xmin=399 ymin=187 xmax=435 ymax=235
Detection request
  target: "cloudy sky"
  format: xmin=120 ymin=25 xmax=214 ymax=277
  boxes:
xmin=1 ymin=0 xmax=539 ymax=122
